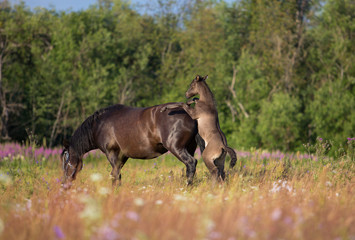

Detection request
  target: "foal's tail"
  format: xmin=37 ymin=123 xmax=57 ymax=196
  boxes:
xmin=225 ymin=146 xmax=237 ymax=169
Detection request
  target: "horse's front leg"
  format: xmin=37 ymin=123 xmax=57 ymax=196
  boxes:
xmin=106 ymin=150 xmax=128 ymax=187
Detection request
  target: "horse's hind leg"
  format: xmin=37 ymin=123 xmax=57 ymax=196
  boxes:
xmin=169 ymin=148 xmax=197 ymax=185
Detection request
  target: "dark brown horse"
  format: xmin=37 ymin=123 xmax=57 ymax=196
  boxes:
xmin=61 ymin=103 xmax=204 ymax=188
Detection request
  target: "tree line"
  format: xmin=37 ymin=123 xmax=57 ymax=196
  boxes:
xmin=0 ymin=0 xmax=354 ymax=152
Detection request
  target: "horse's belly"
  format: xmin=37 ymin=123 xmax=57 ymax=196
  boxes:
xmin=124 ymin=148 xmax=166 ymax=159
xmin=121 ymin=141 xmax=167 ymax=159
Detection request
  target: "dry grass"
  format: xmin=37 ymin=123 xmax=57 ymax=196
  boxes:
xmin=0 ymin=149 xmax=354 ymax=240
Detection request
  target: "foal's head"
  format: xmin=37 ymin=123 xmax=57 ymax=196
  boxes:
xmin=185 ymin=75 xmax=208 ymax=99
xmin=61 ymin=140 xmax=83 ymax=188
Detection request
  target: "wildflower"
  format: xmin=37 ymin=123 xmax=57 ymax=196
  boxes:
xmin=0 ymin=172 xmax=12 ymax=186
xmin=173 ymin=194 xmax=187 ymax=201
xmin=96 ymin=224 xmax=120 ymax=240
xmin=26 ymin=199 xmax=32 ymax=210
xmin=54 ymin=226 xmax=65 ymax=239
xmin=318 ymin=137 xmax=323 ymax=141
xmin=79 ymin=195 xmax=101 ymax=221
xmin=126 ymin=211 xmax=139 ymax=222
xmin=284 ymin=216 xmax=293 ymax=226
xmin=204 ymin=218 xmax=215 ymax=232
xmin=208 ymin=231 xmax=221 ymax=239
xmin=271 ymin=208 xmax=282 ymax=221
xmin=270 ymin=182 xmax=281 ymax=193
xmin=90 ymin=173 xmax=103 ymax=182
xmin=134 ymin=198 xmax=145 ymax=206
xmin=325 ymin=181 xmax=332 ymax=187
xmin=155 ymin=200 xmax=163 ymax=205
xmin=99 ymin=187 xmax=110 ymax=196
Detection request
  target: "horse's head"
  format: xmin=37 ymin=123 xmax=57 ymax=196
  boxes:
xmin=61 ymin=140 xmax=83 ymax=189
xmin=185 ymin=75 xmax=208 ymax=99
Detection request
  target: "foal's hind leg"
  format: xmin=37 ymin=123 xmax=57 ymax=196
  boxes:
xmin=214 ymin=150 xmax=226 ymax=181
xmin=202 ymin=146 xmax=226 ymax=183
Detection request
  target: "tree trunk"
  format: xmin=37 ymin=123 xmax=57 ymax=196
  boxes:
xmin=49 ymin=94 xmax=65 ymax=147
xmin=0 ymin=47 xmax=10 ymax=141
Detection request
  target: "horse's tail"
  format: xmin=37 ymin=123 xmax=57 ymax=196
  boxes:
xmin=195 ymin=133 xmax=205 ymax=154
xmin=225 ymin=146 xmax=237 ymax=169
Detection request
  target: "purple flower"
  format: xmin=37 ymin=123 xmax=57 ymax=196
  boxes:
xmin=284 ymin=216 xmax=293 ymax=225
xmin=54 ymin=226 xmax=65 ymax=239
xmin=208 ymin=231 xmax=222 ymax=239
xmin=126 ymin=211 xmax=139 ymax=222
xmin=96 ymin=225 xmax=120 ymax=240
xmin=318 ymin=137 xmax=323 ymax=141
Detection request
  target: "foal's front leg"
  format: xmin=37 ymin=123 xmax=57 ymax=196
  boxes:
xmin=180 ymin=103 xmax=199 ymax=120
xmin=160 ymin=99 xmax=198 ymax=113
xmin=160 ymin=103 xmax=184 ymax=112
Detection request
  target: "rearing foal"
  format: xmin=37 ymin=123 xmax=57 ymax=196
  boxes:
xmin=161 ymin=75 xmax=237 ymax=182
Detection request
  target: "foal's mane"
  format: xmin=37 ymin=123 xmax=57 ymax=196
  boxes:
xmin=199 ymin=77 xmax=217 ymax=107
xmin=69 ymin=105 xmax=124 ymax=156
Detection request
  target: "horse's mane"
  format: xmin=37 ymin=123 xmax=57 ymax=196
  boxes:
xmin=69 ymin=104 xmax=124 ymax=156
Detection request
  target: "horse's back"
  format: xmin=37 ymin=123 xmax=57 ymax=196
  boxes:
xmin=93 ymin=104 xmax=197 ymax=159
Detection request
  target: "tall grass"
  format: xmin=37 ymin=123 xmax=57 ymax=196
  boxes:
xmin=0 ymin=141 xmax=354 ymax=240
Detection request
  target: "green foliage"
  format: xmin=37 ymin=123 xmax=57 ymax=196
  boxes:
xmin=257 ymin=92 xmax=303 ymax=151
xmin=0 ymin=0 xmax=353 ymax=152
xmin=307 ymin=81 xmax=355 ymax=145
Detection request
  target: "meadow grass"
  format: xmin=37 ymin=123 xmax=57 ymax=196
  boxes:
xmin=0 ymin=143 xmax=354 ymax=240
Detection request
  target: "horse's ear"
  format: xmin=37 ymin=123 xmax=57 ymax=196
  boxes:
xmin=195 ymin=75 xmax=200 ymax=81
xmin=203 ymin=75 xmax=208 ymax=81
xmin=63 ymin=139 xmax=70 ymax=149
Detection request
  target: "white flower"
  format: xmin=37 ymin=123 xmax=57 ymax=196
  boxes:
xmin=325 ymin=181 xmax=332 ymax=187
xmin=134 ymin=198 xmax=145 ymax=206
xmin=99 ymin=187 xmax=110 ymax=196
xmin=90 ymin=173 xmax=103 ymax=182
xmin=0 ymin=173 xmax=12 ymax=186
xmin=173 ymin=194 xmax=187 ymax=201
xmin=155 ymin=200 xmax=163 ymax=205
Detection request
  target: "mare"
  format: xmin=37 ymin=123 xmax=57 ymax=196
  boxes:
xmin=61 ymin=103 xmax=205 ymax=188
xmin=161 ymin=75 xmax=237 ymax=182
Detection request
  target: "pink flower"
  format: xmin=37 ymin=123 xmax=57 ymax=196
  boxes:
xmin=126 ymin=211 xmax=139 ymax=222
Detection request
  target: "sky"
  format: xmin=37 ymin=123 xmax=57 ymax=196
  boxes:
xmin=10 ymin=0 xmax=234 ymax=12
xmin=11 ymin=0 xmax=98 ymax=11
xmin=10 ymin=0 xmax=157 ymax=12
